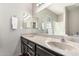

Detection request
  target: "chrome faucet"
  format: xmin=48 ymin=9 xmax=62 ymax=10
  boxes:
xmin=61 ymin=38 xmax=65 ymax=42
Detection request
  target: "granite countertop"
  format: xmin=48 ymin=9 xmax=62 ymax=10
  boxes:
xmin=22 ymin=33 xmax=79 ymax=56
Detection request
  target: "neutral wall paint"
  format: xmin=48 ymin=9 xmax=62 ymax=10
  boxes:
xmin=0 ymin=3 xmax=32 ymax=56
xmin=67 ymin=8 xmax=79 ymax=35
xmin=65 ymin=8 xmax=70 ymax=35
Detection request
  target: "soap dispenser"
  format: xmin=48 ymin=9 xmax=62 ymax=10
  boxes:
xmin=11 ymin=16 xmax=18 ymax=30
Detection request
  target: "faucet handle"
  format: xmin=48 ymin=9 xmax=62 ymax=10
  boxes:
xmin=61 ymin=38 xmax=65 ymax=42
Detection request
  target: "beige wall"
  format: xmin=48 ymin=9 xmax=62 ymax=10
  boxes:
xmin=66 ymin=7 xmax=79 ymax=35
xmin=65 ymin=8 xmax=70 ymax=35
xmin=0 ymin=3 xmax=32 ymax=56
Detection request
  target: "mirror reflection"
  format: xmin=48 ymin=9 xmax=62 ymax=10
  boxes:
xmin=22 ymin=3 xmax=79 ymax=36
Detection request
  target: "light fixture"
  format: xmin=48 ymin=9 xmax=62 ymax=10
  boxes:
xmin=36 ymin=3 xmax=45 ymax=7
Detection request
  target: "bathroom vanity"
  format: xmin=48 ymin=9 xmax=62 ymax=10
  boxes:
xmin=21 ymin=36 xmax=63 ymax=56
xmin=21 ymin=34 xmax=79 ymax=56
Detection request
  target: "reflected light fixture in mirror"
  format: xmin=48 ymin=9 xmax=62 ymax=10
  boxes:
xmin=36 ymin=3 xmax=45 ymax=7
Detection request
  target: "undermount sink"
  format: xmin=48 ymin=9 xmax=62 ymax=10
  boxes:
xmin=69 ymin=38 xmax=79 ymax=43
xmin=46 ymin=41 xmax=78 ymax=51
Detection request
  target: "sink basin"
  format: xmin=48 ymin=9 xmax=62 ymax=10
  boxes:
xmin=69 ymin=38 xmax=79 ymax=43
xmin=46 ymin=41 xmax=76 ymax=51
xmin=66 ymin=36 xmax=79 ymax=43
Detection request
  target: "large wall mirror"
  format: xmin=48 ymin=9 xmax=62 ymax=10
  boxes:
xmin=22 ymin=4 xmax=79 ymax=36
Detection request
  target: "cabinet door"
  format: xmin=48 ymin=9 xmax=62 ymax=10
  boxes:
xmin=36 ymin=45 xmax=54 ymax=56
xmin=27 ymin=48 xmax=35 ymax=56
xmin=23 ymin=44 xmax=28 ymax=54
xmin=22 ymin=38 xmax=28 ymax=45
xmin=21 ymin=37 xmax=28 ymax=56
xmin=21 ymin=41 xmax=25 ymax=54
xmin=28 ymin=41 xmax=35 ymax=51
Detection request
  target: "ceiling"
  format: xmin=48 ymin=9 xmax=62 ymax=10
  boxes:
xmin=33 ymin=3 xmax=51 ymax=13
xmin=47 ymin=3 xmax=75 ymax=15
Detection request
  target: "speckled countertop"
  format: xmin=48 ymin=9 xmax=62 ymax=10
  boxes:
xmin=22 ymin=33 xmax=79 ymax=56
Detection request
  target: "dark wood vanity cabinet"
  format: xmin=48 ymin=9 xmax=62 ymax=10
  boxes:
xmin=21 ymin=37 xmax=35 ymax=56
xmin=21 ymin=37 xmax=63 ymax=56
xmin=36 ymin=45 xmax=54 ymax=56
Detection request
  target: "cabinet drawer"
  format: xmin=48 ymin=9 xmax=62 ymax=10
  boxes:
xmin=28 ymin=41 xmax=35 ymax=51
xmin=24 ymin=45 xmax=28 ymax=53
xmin=27 ymin=48 xmax=35 ymax=56
xmin=22 ymin=39 xmax=28 ymax=45
xmin=36 ymin=45 xmax=54 ymax=56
